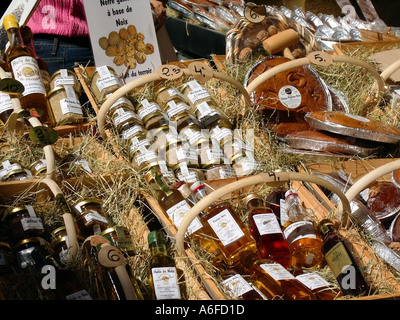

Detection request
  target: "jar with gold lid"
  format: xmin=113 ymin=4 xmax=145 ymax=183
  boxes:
xmin=164 ymin=100 xmax=193 ymax=122
xmin=128 ymin=134 xmax=151 ymax=160
xmin=29 ymin=159 xmax=47 ymax=177
xmin=109 ymin=105 xmax=141 ymax=133
xmin=101 ymin=226 xmax=136 ymax=256
xmin=59 ymin=153 xmax=92 ymax=178
xmin=5 ymin=205 xmax=45 ymax=244
xmin=155 ymin=85 xmax=189 ymax=108
xmin=209 ymin=125 xmax=234 ymax=147
xmin=50 ymin=68 xmax=82 ymax=96
xmin=47 ymin=85 xmax=85 ymax=126
xmin=13 ymin=236 xmax=48 ymax=269
xmin=0 ymin=242 xmax=14 ymax=274
xmin=0 ymin=160 xmax=32 ymax=181
xmin=75 ymin=209 xmax=111 ymax=239
xmin=173 ymin=161 xmax=205 ymax=183
xmin=50 ymin=226 xmax=84 ymax=264
xmin=178 ymin=117 xmax=208 ymax=148
xmin=231 ymin=152 xmax=259 ymax=177
xmin=130 ymin=145 xmax=162 ymax=172
xmin=165 ymin=139 xmax=199 ymax=168
xmin=90 ymin=65 xmax=122 ymax=103
xmin=73 ymin=198 xmax=104 ymax=216
xmin=136 ymin=99 xmax=163 ymax=127
xmin=107 ymin=95 xmax=136 ymax=115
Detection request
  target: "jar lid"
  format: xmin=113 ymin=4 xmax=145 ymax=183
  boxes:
xmin=0 ymin=242 xmax=11 ymax=249
xmin=74 ymin=198 xmax=102 ymax=212
xmin=50 ymin=69 xmax=76 ymax=81
xmin=244 ymin=193 xmax=262 ymax=206
xmin=2 ymin=168 xmax=29 ymax=181
xmin=8 ymin=206 xmax=29 ymax=216
xmin=47 ymin=85 xmax=75 ymax=98
xmin=90 ymin=65 xmax=116 ymax=82
xmin=14 ymin=237 xmax=45 ymax=249
xmin=51 ymin=226 xmax=67 ymax=237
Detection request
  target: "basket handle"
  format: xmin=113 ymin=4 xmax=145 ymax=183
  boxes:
xmin=175 ymin=171 xmax=351 ymax=254
xmin=380 ymin=59 xmax=400 ymax=82
xmin=97 ymin=66 xmax=252 ymax=139
xmin=244 ymin=52 xmax=386 ymax=105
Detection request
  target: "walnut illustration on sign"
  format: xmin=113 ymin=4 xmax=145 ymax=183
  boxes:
xmin=98 ymin=25 xmax=154 ymax=69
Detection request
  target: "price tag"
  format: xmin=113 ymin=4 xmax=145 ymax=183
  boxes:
xmin=29 ymin=126 xmax=59 ymax=145
xmin=188 ymin=62 xmax=213 ymax=84
xmin=0 ymin=78 xmax=24 ymax=95
xmin=307 ymin=51 xmax=333 ymax=67
xmin=156 ymin=64 xmax=184 ymax=80
xmin=244 ymin=4 xmax=266 ymax=23
xmin=98 ymin=245 xmax=126 ymax=268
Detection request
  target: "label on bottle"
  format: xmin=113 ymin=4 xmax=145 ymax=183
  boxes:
xmin=11 ymin=56 xmax=46 ymax=96
xmin=296 ymin=272 xmax=331 ymax=291
xmin=166 ymin=200 xmax=202 ymax=235
xmin=283 ymin=221 xmax=317 ymax=245
xmin=66 ymin=289 xmax=93 ymax=300
xmin=253 ymin=213 xmax=283 ymax=235
xmin=207 ymin=209 xmax=245 ymax=247
xmin=152 ymin=266 xmax=181 ymax=300
xmin=260 ymin=263 xmax=295 ymax=281
xmin=325 ymin=242 xmax=353 ymax=278
xmin=221 ymin=274 xmax=253 ymax=298
xmin=0 ymin=92 xmax=14 ymax=113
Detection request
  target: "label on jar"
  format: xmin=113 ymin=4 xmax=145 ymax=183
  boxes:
xmin=204 ymin=148 xmax=224 ymax=163
xmin=166 ymin=100 xmax=190 ymax=119
xmin=207 ymin=209 xmax=245 ymax=247
xmin=187 ymin=82 xmax=211 ymax=104
xmin=129 ymin=137 xmax=150 ymax=153
xmin=210 ymin=126 xmax=232 ymax=143
xmin=324 ymin=242 xmax=353 ymax=278
xmin=166 ymin=200 xmax=202 ymax=235
xmin=253 ymin=213 xmax=283 ymax=235
xmin=176 ymin=146 xmax=198 ymax=162
xmin=0 ymin=92 xmax=14 ymax=113
xmin=176 ymin=170 xmax=199 ymax=183
xmin=296 ymin=272 xmax=331 ymax=291
xmin=260 ymin=263 xmax=296 ymax=280
xmin=283 ymin=221 xmax=317 ymax=245
xmin=66 ymin=289 xmax=93 ymax=300
xmin=0 ymin=161 xmax=22 ymax=179
xmin=54 ymin=69 xmax=76 ymax=87
xmin=135 ymin=150 xmax=159 ymax=166
xmin=196 ymin=101 xmax=217 ymax=117
xmin=84 ymin=210 xmax=109 ymax=225
xmin=221 ymin=274 xmax=253 ymax=298
xmin=112 ymin=109 xmax=137 ymax=126
xmin=21 ymin=217 xmax=44 ymax=231
xmin=278 ymin=85 xmax=302 ymax=109
xmin=96 ymin=66 xmax=121 ymax=91
xmin=152 ymin=266 xmax=181 ymax=300
xmin=181 ymin=128 xmax=206 ymax=146
xmin=11 ymin=56 xmax=46 ymax=96
xmin=219 ymin=166 xmax=234 ymax=179
xmin=60 ymin=86 xmax=83 ymax=115
xmin=138 ymin=99 xmax=161 ymax=120
xmin=121 ymin=125 xmax=142 ymax=140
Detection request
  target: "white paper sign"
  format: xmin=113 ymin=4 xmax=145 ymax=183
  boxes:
xmin=83 ymin=0 xmax=161 ymax=82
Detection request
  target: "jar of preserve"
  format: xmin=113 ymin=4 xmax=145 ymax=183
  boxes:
xmin=147 ymin=117 xmax=170 ymax=143
xmin=136 ymin=99 xmax=164 ymax=128
xmin=47 ymin=85 xmax=85 ymax=126
xmin=5 ymin=205 xmax=45 ymax=244
xmin=0 ymin=242 xmax=14 ymax=274
xmin=109 ymin=106 xmax=141 ymax=133
xmin=128 ymin=134 xmax=151 ymax=160
xmin=59 ymin=154 xmax=92 ymax=178
xmin=50 ymin=69 xmax=82 ymax=96
xmin=155 ymin=86 xmax=189 ymax=108
xmin=164 ymin=100 xmax=193 ymax=121
xmin=73 ymin=198 xmax=104 ymax=216
xmin=75 ymin=209 xmax=111 ymax=239
xmin=231 ymin=152 xmax=259 ymax=177
xmin=90 ymin=65 xmax=122 ymax=103
xmin=179 ymin=121 xmax=208 ymax=148
xmin=107 ymin=95 xmax=136 ymax=116
xmin=173 ymin=162 xmax=205 ymax=183
xmin=100 ymin=225 xmax=135 ymax=256
xmin=50 ymin=226 xmax=84 ymax=264
xmin=209 ymin=125 xmax=234 ymax=147
xmin=13 ymin=237 xmax=48 ymax=269
xmin=130 ymin=145 xmax=162 ymax=172
xmin=166 ymin=139 xmax=199 ymax=168
xmin=0 ymin=160 xmax=31 ymax=181
xmin=29 ymin=159 xmax=47 ymax=177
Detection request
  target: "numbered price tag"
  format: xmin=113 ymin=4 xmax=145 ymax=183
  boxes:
xmin=0 ymin=78 xmax=24 ymax=95
xmin=29 ymin=126 xmax=59 ymax=145
xmin=98 ymin=245 xmax=126 ymax=268
xmin=188 ymin=61 xmax=213 ymax=84
xmin=244 ymin=4 xmax=266 ymax=23
xmin=307 ymin=51 xmax=333 ymax=67
xmin=156 ymin=64 xmax=184 ymax=80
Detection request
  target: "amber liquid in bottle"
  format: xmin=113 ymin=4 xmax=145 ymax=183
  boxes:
xmin=3 ymin=15 xmax=52 ymax=124
xmin=190 ymin=181 xmax=259 ymax=267
xmin=318 ymin=219 xmax=370 ymax=297
xmin=246 ymin=194 xmax=291 ymax=269
xmin=282 ymin=190 xmax=324 ymax=269
xmin=221 ymin=269 xmax=268 ymax=300
xmin=295 ymin=271 xmax=343 ymax=300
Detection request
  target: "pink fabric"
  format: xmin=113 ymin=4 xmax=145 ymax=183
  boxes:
xmin=27 ymin=0 xmax=89 ymax=37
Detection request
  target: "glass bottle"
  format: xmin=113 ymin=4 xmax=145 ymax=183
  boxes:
xmin=147 ymin=230 xmax=183 ymax=300
xmin=0 ymin=55 xmax=15 ymax=125
xmin=190 ymin=181 xmax=259 ymax=267
xmin=317 ymin=219 xmax=370 ymax=297
xmin=295 ymin=271 xmax=343 ymax=300
xmin=245 ymin=193 xmax=291 ymax=268
xmin=282 ymin=189 xmax=324 ymax=269
xmin=20 ymin=25 xmax=51 ymax=93
xmin=3 ymin=14 xmax=52 ymax=124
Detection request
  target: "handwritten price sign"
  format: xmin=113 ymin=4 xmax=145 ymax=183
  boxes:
xmin=244 ymin=4 xmax=266 ymax=23
xmin=156 ymin=64 xmax=184 ymax=80
xmin=188 ymin=62 xmax=213 ymax=83
xmin=307 ymin=51 xmax=333 ymax=67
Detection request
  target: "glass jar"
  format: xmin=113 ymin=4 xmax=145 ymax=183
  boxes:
xmin=179 ymin=120 xmax=208 ymax=148
xmin=136 ymin=99 xmax=164 ymax=128
xmin=109 ymin=105 xmax=141 ymax=133
xmin=75 ymin=209 xmax=111 ymax=239
xmin=155 ymin=86 xmax=189 ymax=108
xmin=59 ymin=154 xmax=92 ymax=178
xmin=0 ymin=160 xmax=31 ymax=181
xmin=74 ymin=198 xmax=104 ymax=216
xmin=107 ymin=95 xmax=136 ymax=116
xmin=5 ymin=205 xmax=45 ymax=244
xmin=165 ymin=139 xmax=199 ymax=168
xmin=164 ymin=100 xmax=193 ymax=121
xmin=47 ymin=85 xmax=84 ymax=126
xmin=231 ymin=152 xmax=259 ymax=177
xmin=173 ymin=162 xmax=205 ymax=183
xmin=100 ymin=226 xmax=136 ymax=256
xmin=29 ymin=159 xmax=47 ymax=177
xmin=128 ymin=134 xmax=151 ymax=160
xmin=90 ymin=65 xmax=122 ymax=103
xmin=50 ymin=226 xmax=84 ymax=264
xmin=0 ymin=242 xmax=14 ymax=275
xmin=209 ymin=125 xmax=234 ymax=147
xmin=130 ymin=145 xmax=162 ymax=172
xmin=13 ymin=237 xmax=47 ymax=269
xmin=50 ymin=69 xmax=82 ymax=96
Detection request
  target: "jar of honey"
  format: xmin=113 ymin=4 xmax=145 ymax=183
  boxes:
xmin=75 ymin=209 xmax=111 ymax=239
xmin=100 ymin=226 xmax=135 ymax=256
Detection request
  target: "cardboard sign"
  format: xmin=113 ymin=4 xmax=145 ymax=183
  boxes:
xmin=83 ymin=0 xmax=161 ymax=82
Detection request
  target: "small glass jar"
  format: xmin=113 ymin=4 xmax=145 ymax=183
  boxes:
xmin=50 ymin=69 xmax=82 ymax=96
xmin=231 ymin=152 xmax=259 ymax=177
xmin=5 ymin=205 xmax=45 ymax=244
xmin=13 ymin=237 xmax=47 ymax=269
xmin=202 ymin=162 xmax=235 ymax=180
xmin=90 ymin=65 xmax=122 ymax=103
xmin=47 ymin=85 xmax=84 ymax=126
xmin=109 ymin=106 xmax=141 ymax=133
xmin=101 ymin=225 xmax=136 ymax=256
xmin=74 ymin=198 xmax=104 ymax=216
xmin=136 ymin=99 xmax=164 ymax=128
xmin=198 ymin=138 xmax=225 ymax=166
xmin=75 ymin=209 xmax=111 ymax=239
xmin=0 ymin=161 xmax=32 ymax=181
xmin=130 ymin=145 xmax=162 ymax=172
xmin=164 ymin=100 xmax=193 ymax=121
xmin=146 ymin=117 xmax=170 ymax=143
xmin=50 ymin=226 xmax=84 ymax=264
xmin=178 ymin=119 xmax=208 ymax=148
xmin=155 ymin=86 xmax=189 ymax=108
xmin=29 ymin=159 xmax=47 ymax=177
xmin=209 ymin=125 xmax=234 ymax=147
xmin=59 ymin=154 xmax=92 ymax=178
xmin=165 ymin=139 xmax=199 ymax=168
xmin=0 ymin=242 xmax=14 ymax=275
xmin=221 ymin=137 xmax=254 ymax=160
xmin=128 ymin=134 xmax=151 ymax=160
xmin=173 ymin=162 xmax=205 ymax=183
